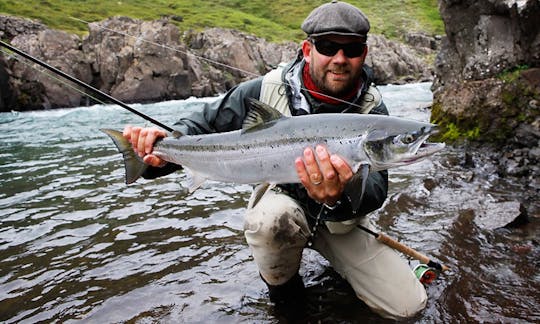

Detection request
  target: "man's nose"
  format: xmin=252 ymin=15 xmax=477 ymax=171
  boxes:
xmin=332 ymin=49 xmax=348 ymax=63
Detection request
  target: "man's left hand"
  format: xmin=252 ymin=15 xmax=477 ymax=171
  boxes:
xmin=295 ymin=145 xmax=354 ymax=207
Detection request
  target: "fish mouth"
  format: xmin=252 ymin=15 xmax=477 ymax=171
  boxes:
xmin=403 ymin=141 xmax=445 ymax=163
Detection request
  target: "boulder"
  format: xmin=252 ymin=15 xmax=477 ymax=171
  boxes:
xmin=82 ymin=17 xmax=191 ymax=103
xmin=433 ymin=0 xmax=540 ymax=88
xmin=0 ymin=15 xmax=46 ymax=39
xmin=186 ymin=27 xmax=298 ymax=94
xmin=474 ymin=201 xmax=529 ymax=230
xmin=366 ymin=34 xmax=434 ymax=84
xmin=432 ymin=0 xmax=540 ymax=158
xmin=9 ymin=29 xmax=92 ymax=109
xmin=0 ymin=56 xmax=13 ymax=110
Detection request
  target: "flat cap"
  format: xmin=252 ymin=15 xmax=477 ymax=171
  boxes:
xmin=301 ymin=0 xmax=370 ymax=38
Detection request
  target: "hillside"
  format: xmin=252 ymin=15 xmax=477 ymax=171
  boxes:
xmin=0 ymin=0 xmax=443 ymax=42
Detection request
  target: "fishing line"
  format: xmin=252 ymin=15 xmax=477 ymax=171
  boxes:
xmin=70 ymin=16 xmax=367 ymax=110
xmin=0 ymin=47 xmax=109 ymax=107
xmin=70 ymin=16 xmax=260 ymax=79
xmin=0 ymin=40 xmax=175 ymax=132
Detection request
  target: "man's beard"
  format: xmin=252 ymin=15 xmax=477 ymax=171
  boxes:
xmin=309 ymin=64 xmax=361 ymax=98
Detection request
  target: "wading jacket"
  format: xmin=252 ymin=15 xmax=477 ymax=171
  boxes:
xmin=144 ymin=54 xmax=389 ymax=223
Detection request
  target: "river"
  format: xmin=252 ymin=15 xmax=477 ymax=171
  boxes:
xmin=0 ymin=83 xmax=538 ymax=323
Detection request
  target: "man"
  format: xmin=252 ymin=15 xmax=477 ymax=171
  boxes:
xmin=123 ymin=1 xmax=427 ymax=320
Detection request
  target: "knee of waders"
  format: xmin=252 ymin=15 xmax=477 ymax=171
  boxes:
xmin=244 ymin=193 xmax=307 ymax=246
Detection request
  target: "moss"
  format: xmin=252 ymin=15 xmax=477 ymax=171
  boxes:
xmin=497 ymin=65 xmax=530 ymax=83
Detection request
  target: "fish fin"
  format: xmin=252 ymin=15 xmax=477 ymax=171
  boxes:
xmin=248 ymin=182 xmax=275 ymax=209
xmin=348 ymin=164 xmax=371 ymax=211
xmin=101 ymin=129 xmax=148 ymax=184
xmin=242 ymin=98 xmax=286 ymax=133
xmin=184 ymin=167 xmax=207 ymax=192
xmin=359 ymin=163 xmax=370 ymax=203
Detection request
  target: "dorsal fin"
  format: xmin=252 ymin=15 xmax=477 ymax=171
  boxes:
xmin=242 ymin=98 xmax=286 ymax=133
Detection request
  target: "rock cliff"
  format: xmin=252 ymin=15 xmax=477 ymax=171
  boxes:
xmin=0 ymin=15 xmax=435 ymax=111
xmin=432 ymin=0 xmax=540 ymax=177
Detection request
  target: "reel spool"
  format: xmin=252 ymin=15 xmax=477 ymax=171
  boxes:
xmin=413 ymin=264 xmax=438 ymax=284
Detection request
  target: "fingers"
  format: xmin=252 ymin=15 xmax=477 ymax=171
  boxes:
xmin=122 ymin=125 xmax=167 ymax=167
xmin=143 ymin=154 xmax=167 ymax=168
xmin=296 ymin=145 xmax=353 ymax=205
xmin=330 ymin=154 xmax=354 ymax=184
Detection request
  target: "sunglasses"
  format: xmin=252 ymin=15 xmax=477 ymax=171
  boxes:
xmin=310 ymin=38 xmax=366 ymax=58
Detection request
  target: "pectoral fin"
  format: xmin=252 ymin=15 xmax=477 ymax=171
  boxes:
xmin=184 ymin=168 xmax=208 ymax=192
xmin=348 ymin=163 xmax=371 ymax=211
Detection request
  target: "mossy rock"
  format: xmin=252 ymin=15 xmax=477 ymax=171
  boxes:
xmin=431 ymin=68 xmax=540 ymax=146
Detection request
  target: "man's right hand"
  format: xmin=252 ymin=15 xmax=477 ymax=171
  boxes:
xmin=123 ymin=125 xmax=168 ymax=167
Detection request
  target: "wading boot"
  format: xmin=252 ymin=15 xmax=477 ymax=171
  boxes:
xmin=261 ymin=273 xmax=307 ymax=319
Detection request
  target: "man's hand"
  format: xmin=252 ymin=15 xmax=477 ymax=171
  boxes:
xmin=295 ymin=145 xmax=354 ymax=206
xmin=123 ymin=125 xmax=168 ymax=167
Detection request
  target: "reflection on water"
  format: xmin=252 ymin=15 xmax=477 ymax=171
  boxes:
xmin=0 ymin=84 xmax=538 ymax=323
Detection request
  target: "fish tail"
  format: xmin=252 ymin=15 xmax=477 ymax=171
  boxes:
xmin=101 ymin=129 xmax=148 ymax=184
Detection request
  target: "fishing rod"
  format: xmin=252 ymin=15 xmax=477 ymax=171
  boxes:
xmin=0 ymin=40 xmax=174 ymax=133
xmin=357 ymin=224 xmax=449 ymax=284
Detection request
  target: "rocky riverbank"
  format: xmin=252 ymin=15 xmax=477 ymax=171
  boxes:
xmin=431 ymin=0 xmax=540 ymax=185
xmin=0 ymin=15 xmax=436 ymax=111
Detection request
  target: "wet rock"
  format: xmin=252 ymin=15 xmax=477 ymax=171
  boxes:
xmin=474 ymin=201 xmax=529 ymax=230
xmin=463 ymin=152 xmax=475 ymax=168
xmin=423 ymin=178 xmax=438 ymax=191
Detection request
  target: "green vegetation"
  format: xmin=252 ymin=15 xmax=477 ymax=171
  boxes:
xmin=438 ymin=122 xmax=481 ymax=142
xmin=0 ymin=0 xmax=443 ymax=42
xmin=497 ymin=64 xmax=530 ymax=83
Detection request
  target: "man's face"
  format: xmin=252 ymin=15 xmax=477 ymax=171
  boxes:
xmin=302 ymin=35 xmax=367 ymax=98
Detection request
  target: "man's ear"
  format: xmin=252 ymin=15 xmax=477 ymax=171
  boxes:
xmin=362 ymin=45 xmax=368 ymax=61
xmin=301 ymin=40 xmax=312 ymax=64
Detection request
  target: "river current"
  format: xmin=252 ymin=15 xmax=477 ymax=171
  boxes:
xmin=0 ymin=83 xmax=538 ymax=323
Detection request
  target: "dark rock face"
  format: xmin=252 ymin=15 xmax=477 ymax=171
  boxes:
xmin=434 ymin=0 xmax=540 ymax=87
xmin=432 ymin=0 xmax=540 ymax=179
xmin=8 ymin=29 xmax=92 ymax=109
xmin=0 ymin=57 xmax=13 ymax=110
xmin=82 ymin=17 xmax=192 ymax=103
xmin=1 ymin=15 xmax=435 ymax=111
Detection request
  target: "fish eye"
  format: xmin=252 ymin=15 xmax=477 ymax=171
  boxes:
xmin=405 ymin=134 xmax=415 ymax=143
xmin=397 ymin=134 xmax=415 ymax=145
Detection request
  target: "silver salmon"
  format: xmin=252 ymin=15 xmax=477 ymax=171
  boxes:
xmin=102 ymin=99 xmax=444 ymax=192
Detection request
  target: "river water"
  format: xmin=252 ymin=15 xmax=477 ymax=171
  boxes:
xmin=0 ymin=83 xmax=538 ymax=323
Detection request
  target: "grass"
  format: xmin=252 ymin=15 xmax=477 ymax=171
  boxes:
xmin=0 ymin=0 xmax=443 ymax=42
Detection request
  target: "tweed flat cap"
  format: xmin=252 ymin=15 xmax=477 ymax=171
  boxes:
xmin=301 ymin=0 xmax=370 ymax=38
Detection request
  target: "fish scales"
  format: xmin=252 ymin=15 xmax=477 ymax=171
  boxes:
xmin=153 ymin=115 xmax=364 ymax=184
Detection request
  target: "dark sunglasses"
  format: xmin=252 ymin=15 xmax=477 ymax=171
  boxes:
xmin=310 ymin=38 xmax=366 ymax=58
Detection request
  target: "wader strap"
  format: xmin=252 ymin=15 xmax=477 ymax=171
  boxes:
xmin=259 ymin=65 xmax=292 ymax=116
